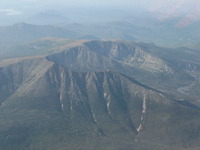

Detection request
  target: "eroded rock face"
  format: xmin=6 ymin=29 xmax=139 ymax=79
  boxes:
xmin=84 ymin=41 xmax=173 ymax=73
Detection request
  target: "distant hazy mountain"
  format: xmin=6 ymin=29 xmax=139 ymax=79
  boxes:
xmin=0 ymin=37 xmax=87 ymax=58
xmin=26 ymin=10 xmax=71 ymax=25
xmin=0 ymin=21 xmax=199 ymax=54
xmin=0 ymin=40 xmax=200 ymax=150
xmin=0 ymin=23 xmax=75 ymax=54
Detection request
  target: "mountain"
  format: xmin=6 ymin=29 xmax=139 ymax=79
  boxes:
xmin=26 ymin=10 xmax=71 ymax=25
xmin=50 ymin=40 xmax=199 ymax=101
xmin=0 ymin=40 xmax=200 ymax=150
xmin=0 ymin=37 xmax=87 ymax=59
xmin=0 ymin=21 xmax=199 ymax=55
xmin=0 ymin=23 xmax=75 ymax=52
xmin=1 ymin=40 xmax=200 ymax=100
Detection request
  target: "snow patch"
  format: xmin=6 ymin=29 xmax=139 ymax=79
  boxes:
xmin=142 ymin=95 xmax=147 ymax=114
xmin=61 ymin=104 xmax=64 ymax=111
xmin=137 ymin=94 xmax=147 ymax=132
xmin=137 ymin=124 xmax=142 ymax=132
xmin=59 ymin=92 xmax=64 ymax=112
xmin=92 ymin=113 xmax=97 ymax=124
xmin=103 ymin=93 xmax=107 ymax=98
xmin=104 ymin=92 xmax=111 ymax=115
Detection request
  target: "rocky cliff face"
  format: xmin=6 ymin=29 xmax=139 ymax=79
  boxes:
xmin=84 ymin=41 xmax=173 ymax=73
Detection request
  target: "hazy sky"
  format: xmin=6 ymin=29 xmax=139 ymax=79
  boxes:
xmin=0 ymin=0 xmax=199 ymax=13
xmin=0 ymin=0 xmax=137 ymax=15
xmin=0 ymin=0 xmax=146 ymax=18
xmin=0 ymin=0 xmax=199 ymax=25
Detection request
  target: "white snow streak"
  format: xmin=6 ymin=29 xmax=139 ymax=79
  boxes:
xmin=137 ymin=94 xmax=147 ymax=132
xmin=60 ymin=93 xmax=64 ymax=112
xmin=104 ymin=92 xmax=111 ymax=115
xmin=92 ymin=113 xmax=97 ymax=124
